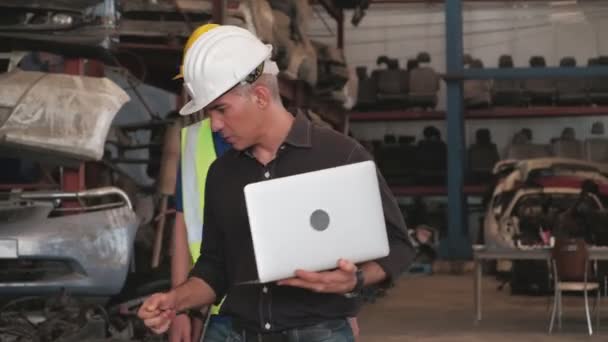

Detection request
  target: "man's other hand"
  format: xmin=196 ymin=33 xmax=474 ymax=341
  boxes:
xmin=137 ymin=291 xmax=178 ymax=334
xmin=169 ymin=313 xmax=192 ymax=342
xmin=277 ymin=259 xmax=357 ymax=294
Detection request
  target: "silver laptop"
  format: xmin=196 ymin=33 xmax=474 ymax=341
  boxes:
xmin=243 ymin=160 xmax=389 ymax=283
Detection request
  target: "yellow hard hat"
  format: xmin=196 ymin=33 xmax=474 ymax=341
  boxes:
xmin=173 ymin=23 xmax=220 ymax=80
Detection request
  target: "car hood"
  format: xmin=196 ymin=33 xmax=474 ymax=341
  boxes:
xmin=0 ymin=0 xmax=103 ymax=12
xmin=0 ymin=69 xmax=130 ymax=161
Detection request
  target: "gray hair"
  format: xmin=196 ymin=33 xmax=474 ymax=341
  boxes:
xmin=234 ymin=74 xmax=280 ymax=102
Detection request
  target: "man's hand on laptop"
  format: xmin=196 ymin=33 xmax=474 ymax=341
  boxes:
xmin=277 ymin=259 xmax=358 ymax=294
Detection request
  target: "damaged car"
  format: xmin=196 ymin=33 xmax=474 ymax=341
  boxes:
xmin=0 ymin=68 xmax=166 ymax=341
xmin=483 ymin=158 xmax=608 ymax=248
xmin=485 ymin=177 xmax=607 ymax=249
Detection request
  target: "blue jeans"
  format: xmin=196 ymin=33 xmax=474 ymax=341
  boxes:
xmin=203 ymin=316 xmax=354 ymax=342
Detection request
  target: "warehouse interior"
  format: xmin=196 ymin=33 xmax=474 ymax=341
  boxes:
xmin=2 ymin=0 xmax=608 ymax=341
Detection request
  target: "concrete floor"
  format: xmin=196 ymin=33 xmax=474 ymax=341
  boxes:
xmin=358 ymin=274 xmax=605 ymax=341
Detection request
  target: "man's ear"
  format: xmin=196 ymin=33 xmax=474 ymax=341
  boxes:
xmin=252 ymin=84 xmax=271 ymax=109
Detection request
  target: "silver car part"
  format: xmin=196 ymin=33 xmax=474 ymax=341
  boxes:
xmin=0 ymin=187 xmax=138 ymax=296
xmin=0 ymin=69 xmax=130 ymax=161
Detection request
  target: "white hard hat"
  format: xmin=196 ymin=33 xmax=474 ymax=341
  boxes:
xmin=179 ymin=25 xmax=279 ymax=115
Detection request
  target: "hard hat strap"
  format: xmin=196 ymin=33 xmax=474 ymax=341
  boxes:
xmin=243 ymin=62 xmax=265 ymax=85
xmin=240 ymin=59 xmax=279 ymax=86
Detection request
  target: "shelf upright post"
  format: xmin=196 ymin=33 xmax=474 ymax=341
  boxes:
xmin=443 ymin=0 xmax=471 ymax=260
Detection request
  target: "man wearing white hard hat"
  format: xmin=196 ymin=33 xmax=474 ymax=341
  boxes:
xmin=138 ymin=25 xmax=414 ymax=342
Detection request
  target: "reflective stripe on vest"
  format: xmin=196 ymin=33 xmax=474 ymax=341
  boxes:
xmin=180 ymin=119 xmax=216 ymax=264
xmin=181 ymin=119 xmax=223 ymax=315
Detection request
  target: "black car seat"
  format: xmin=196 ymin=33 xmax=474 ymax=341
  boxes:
xmin=588 ymin=57 xmax=608 ymax=105
xmin=416 ymin=126 xmax=447 ymax=185
xmin=523 ymin=56 xmax=555 ymax=105
xmin=464 ymin=59 xmax=492 ymax=109
xmin=408 ymin=52 xmax=440 ymax=109
xmin=551 ymin=127 xmax=583 ymax=159
xmin=492 ymin=55 xmax=523 ymax=106
xmin=584 ymin=137 xmax=608 ymax=163
xmin=354 ymin=66 xmax=377 ymax=110
xmin=556 ymin=57 xmax=588 ymax=105
xmin=468 ymin=128 xmax=500 ymax=183
xmin=371 ymin=55 xmax=408 ymax=109
xmin=592 ymin=121 xmax=605 ymax=136
xmin=376 ymin=134 xmax=415 ymax=185
xmin=506 ymin=128 xmax=551 ymax=159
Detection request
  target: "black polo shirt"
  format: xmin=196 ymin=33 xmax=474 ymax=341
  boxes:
xmin=189 ymin=111 xmax=415 ymax=332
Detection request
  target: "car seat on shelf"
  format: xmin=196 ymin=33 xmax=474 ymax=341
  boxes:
xmin=492 ymin=55 xmax=524 ymax=106
xmin=523 ymin=56 xmax=556 ymax=105
xmin=415 ymin=126 xmax=447 ymax=185
xmin=588 ymin=57 xmax=608 ymax=105
xmin=354 ymin=66 xmax=378 ymax=111
xmin=551 ymin=127 xmax=583 ymax=159
xmin=584 ymin=138 xmax=608 ymax=163
xmin=408 ymin=52 xmax=439 ymax=109
xmin=371 ymin=55 xmax=408 ymax=109
xmin=463 ymin=59 xmax=492 ymax=109
xmin=467 ymin=128 xmax=499 ymax=183
xmin=375 ymin=134 xmax=417 ymax=185
xmin=556 ymin=57 xmax=588 ymax=106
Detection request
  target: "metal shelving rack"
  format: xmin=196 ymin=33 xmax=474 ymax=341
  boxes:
xmin=341 ymin=0 xmax=608 ymax=259
xmin=442 ymin=0 xmax=608 ymax=259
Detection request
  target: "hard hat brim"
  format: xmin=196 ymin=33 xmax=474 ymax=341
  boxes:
xmin=179 ymin=99 xmax=201 ymax=115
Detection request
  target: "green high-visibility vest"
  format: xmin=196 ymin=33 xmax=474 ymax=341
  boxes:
xmin=180 ymin=118 xmax=224 ymax=315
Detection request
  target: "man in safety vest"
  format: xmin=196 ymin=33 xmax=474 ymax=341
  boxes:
xmin=169 ymin=24 xmax=231 ymax=342
xmin=140 ymin=24 xmax=414 ymax=342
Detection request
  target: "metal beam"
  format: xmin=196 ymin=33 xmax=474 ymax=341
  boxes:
xmin=315 ymin=0 xmax=345 ymax=49
xmin=444 ymin=0 xmax=470 ymax=260
xmin=317 ymin=0 xmax=341 ymax=21
xmin=453 ymin=66 xmax=608 ymax=80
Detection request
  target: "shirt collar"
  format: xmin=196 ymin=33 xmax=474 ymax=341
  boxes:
xmin=283 ymin=110 xmax=313 ymax=148
xmin=242 ymin=110 xmax=312 ymax=158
